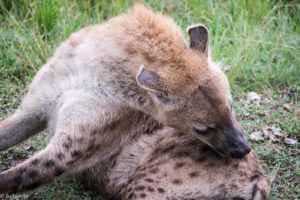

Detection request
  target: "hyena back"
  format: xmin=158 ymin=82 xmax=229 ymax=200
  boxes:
xmin=78 ymin=127 xmax=270 ymax=200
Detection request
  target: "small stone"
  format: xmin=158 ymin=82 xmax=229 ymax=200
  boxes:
xmin=247 ymin=92 xmax=261 ymax=105
xmin=284 ymin=138 xmax=297 ymax=145
xmin=282 ymin=104 xmax=291 ymax=112
xmin=250 ymin=131 xmax=264 ymax=141
xmin=269 ymin=127 xmax=282 ymax=137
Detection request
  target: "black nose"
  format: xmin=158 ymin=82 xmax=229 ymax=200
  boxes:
xmin=223 ymin=125 xmax=251 ymax=159
xmin=231 ymin=144 xmax=251 ymax=158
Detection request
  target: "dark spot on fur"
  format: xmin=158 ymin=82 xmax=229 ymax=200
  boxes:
xmin=67 ymin=136 xmax=73 ymax=144
xmin=67 ymin=160 xmax=75 ymax=166
xmin=31 ymin=159 xmax=39 ymax=166
xmin=223 ymin=159 xmax=232 ymax=165
xmin=63 ymin=143 xmax=70 ymax=150
xmin=125 ymin=47 xmax=138 ymax=55
xmin=135 ymin=185 xmax=145 ymax=191
xmin=92 ymin=130 xmax=98 ymax=135
xmin=161 ymin=144 xmax=176 ymax=154
xmin=25 ymin=181 xmax=42 ymax=190
xmin=251 ymin=184 xmax=258 ymax=199
xmin=250 ymin=174 xmax=260 ymax=182
xmin=144 ymin=178 xmax=154 ymax=183
xmin=148 ymin=156 xmax=158 ymax=163
xmin=254 ymin=170 xmax=263 ymax=176
xmin=54 ymin=167 xmax=65 ymax=177
xmin=201 ymin=146 xmax=211 ymax=152
xmin=261 ymin=190 xmax=268 ymax=200
xmin=174 ymin=132 xmax=184 ymax=137
xmin=94 ymin=144 xmax=101 ymax=150
xmin=76 ymin=137 xmax=84 ymax=143
xmin=71 ymin=150 xmax=81 ymax=157
xmin=67 ymin=53 xmax=74 ymax=58
xmin=28 ymin=170 xmax=38 ymax=179
xmin=135 ymin=173 xmax=147 ymax=179
xmin=79 ymin=125 xmax=85 ymax=133
xmin=17 ymin=168 xmax=26 ymax=175
xmin=233 ymin=163 xmax=239 ymax=169
xmin=140 ymin=193 xmax=146 ymax=198
xmin=127 ymin=187 xmax=132 ymax=193
xmin=171 ymin=150 xmax=191 ymax=159
xmin=87 ymin=144 xmax=95 ymax=152
xmin=147 ymin=186 xmax=154 ymax=192
xmin=56 ymin=153 xmax=64 ymax=160
xmin=205 ymin=162 xmax=216 ymax=168
xmin=172 ymin=179 xmax=183 ymax=184
xmin=143 ymin=53 xmax=156 ymax=63
xmin=184 ymin=139 xmax=201 ymax=147
xmin=195 ymin=156 xmax=206 ymax=163
xmin=189 ymin=171 xmax=199 ymax=178
xmin=128 ymin=192 xmax=136 ymax=199
xmin=43 ymin=160 xmax=55 ymax=168
xmin=128 ymin=178 xmax=133 ymax=184
xmin=157 ymin=187 xmax=165 ymax=193
xmin=13 ymin=175 xmax=22 ymax=187
xmin=149 ymin=168 xmax=159 ymax=174
xmin=174 ymin=162 xmax=185 ymax=169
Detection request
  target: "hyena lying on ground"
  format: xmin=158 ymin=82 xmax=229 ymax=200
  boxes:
xmin=78 ymin=127 xmax=270 ymax=200
xmin=0 ymin=4 xmax=269 ymax=199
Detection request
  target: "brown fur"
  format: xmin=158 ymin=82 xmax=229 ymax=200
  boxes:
xmin=78 ymin=127 xmax=270 ymax=200
xmin=0 ymin=4 xmax=269 ymax=199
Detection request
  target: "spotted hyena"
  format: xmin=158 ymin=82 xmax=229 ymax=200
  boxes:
xmin=0 ymin=4 xmax=269 ymax=199
xmin=78 ymin=127 xmax=270 ymax=200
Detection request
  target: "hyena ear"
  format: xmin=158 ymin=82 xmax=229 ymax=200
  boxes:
xmin=187 ymin=24 xmax=210 ymax=57
xmin=136 ymin=65 xmax=166 ymax=95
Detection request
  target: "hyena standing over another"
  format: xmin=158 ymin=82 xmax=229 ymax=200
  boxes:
xmin=0 ymin=4 xmax=269 ymax=199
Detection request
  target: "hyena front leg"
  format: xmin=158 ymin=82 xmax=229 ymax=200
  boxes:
xmin=0 ymin=92 xmax=115 ymax=194
xmin=0 ymin=95 xmax=47 ymax=151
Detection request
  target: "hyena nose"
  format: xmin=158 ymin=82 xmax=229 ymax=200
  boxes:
xmin=223 ymin=126 xmax=251 ymax=159
xmin=231 ymin=143 xmax=251 ymax=158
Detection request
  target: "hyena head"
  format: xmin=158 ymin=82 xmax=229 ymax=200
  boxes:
xmin=136 ymin=24 xmax=251 ymax=158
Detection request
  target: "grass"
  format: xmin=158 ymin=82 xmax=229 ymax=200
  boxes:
xmin=0 ymin=0 xmax=299 ymax=199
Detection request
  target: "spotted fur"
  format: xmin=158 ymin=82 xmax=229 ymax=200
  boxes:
xmin=0 ymin=4 xmax=269 ymax=198
xmin=78 ymin=127 xmax=270 ymax=200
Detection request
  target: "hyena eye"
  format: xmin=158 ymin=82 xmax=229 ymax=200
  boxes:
xmin=193 ymin=124 xmax=216 ymax=135
xmin=193 ymin=127 xmax=216 ymax=135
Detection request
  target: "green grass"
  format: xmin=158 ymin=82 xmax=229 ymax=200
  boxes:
xmin=0 ymin=0 xmax=299 ymax=199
